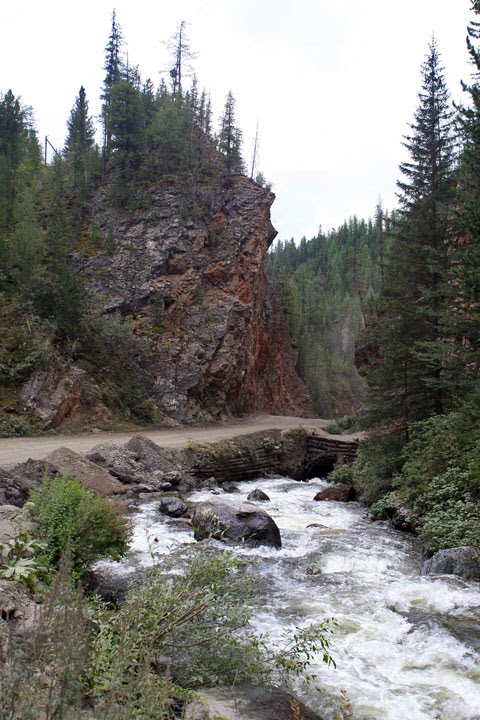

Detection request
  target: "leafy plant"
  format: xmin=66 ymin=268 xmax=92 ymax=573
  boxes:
xmin=28 ymin=473 xmax=131 ymax=578
xmin=327 ymin=458 xmax=354 ymax=485
xmin=369 ymin=492 xmax=396 ymax=521
xmin=415 ymin=468 xmax=480 ymax=551
xmin=0 ymin=530 xmax=47 ymax=591
xmin=88 ymin=548 xmax=336 ymax=704
xmin=0 ymin=414 xmax=39 ymax=438
xmin=272 ymin=620 xmax=336 ymax=684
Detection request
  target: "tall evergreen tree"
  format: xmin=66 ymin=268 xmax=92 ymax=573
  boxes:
xmin=0 ymin=90 xmax=42 ymax=294
xmin=64 ymin=86 xmax=97 ymax=199
xmin=454 ymin=0 xmax=480 ymax=385
xmin=107 ymin=79 xmax=144 ymax=204
xmin=0 ymin=91 xmax=29 ymax=236
xmin=365 ymin=40 xmax=457 ymax=438
xmin=217 ymin=91 xmax=244 ymax=175
xmin=101 ymin=9 xmax=125 ymax=157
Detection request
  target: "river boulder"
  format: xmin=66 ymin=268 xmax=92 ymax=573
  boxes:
xmin=191 ymin=500 xmax=281 ymax=548
xmin=247 ymin=488 xmax=271 ymax=501
xmin=159 ymin=496 xmax=188 ymax=518
xmin=421 ymin=546 xmax=480 ymax=580
xmin=383 ymin=496 xmax=418 ymax=533
xmin=313 ymin=483 xmax=356 ymax=502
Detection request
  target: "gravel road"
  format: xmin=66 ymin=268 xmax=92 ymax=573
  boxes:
xmin=0 ymin=414 xmax=333 ymax=467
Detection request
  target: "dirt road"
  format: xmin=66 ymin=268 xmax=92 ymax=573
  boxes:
xmin=0 ymin=415 xmax=333 ymax=468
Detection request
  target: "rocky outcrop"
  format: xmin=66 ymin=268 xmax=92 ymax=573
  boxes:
xmin=191 ymin=500 xmax=282 ymax=548
xmin=421 ymin=547 xmax=480 ymax=580
xmin=383 ymin=496 xmax=418 ymax=533
xmin=0 ymin=505 xmax=33 ymax=543
xmin=0 ymin=468 xmax=30 ymax=507
xmin=19 ymin=175 xmax=310 ymax=429
xmin=18 ymin=357 xmax=112 ymax=429
xmin=85 ymin=438 xmax=195 ymax=491
xmin=186 ymin=685 xmax=323 ymax=720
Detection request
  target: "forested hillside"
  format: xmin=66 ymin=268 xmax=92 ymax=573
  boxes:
xmin=267 ymin=8 xmax=480 ymax=553
xmin=266 ymin=209 xmax=393 ymax=416
xmin=335 ymin=26 xmax=480 ymax=553
xmin=0 ymin=13 xmax=308 ymax=435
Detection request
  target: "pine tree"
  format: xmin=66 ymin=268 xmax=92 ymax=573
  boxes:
xmin=101 ymin=9 xmax=125 ymax=157
xmin=64 ymin=86 xmax=97 ymax=199
xmin=365 ymin=40 xmax=457 ymax=438
xmin=218 ymin=91 xmax=244 ymax=175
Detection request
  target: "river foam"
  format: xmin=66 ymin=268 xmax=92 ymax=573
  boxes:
xmin=99 ymin=475 xmax=480 ymax=720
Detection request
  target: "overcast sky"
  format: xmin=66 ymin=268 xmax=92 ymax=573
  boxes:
xmin=0 ymin=0 xmax=473 ymax=240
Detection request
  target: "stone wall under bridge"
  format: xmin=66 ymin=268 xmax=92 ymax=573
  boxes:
xmin=186 ymin=428 xmax=360 ymax=484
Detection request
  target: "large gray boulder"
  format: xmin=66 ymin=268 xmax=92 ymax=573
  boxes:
xmin=421 ymin=547 xmax=480 ymax=580
xmin=86 ymin=443 xmax=146 ymax=485
xmin=192 ymin=501 xmax=281 ymax=548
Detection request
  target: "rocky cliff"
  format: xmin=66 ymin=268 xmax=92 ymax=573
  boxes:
xmin=21 ymin=175 xmax=311 ymax=427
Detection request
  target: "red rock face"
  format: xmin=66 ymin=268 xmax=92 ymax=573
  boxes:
xmin=23 ymin=175 xmax=311 ymax=427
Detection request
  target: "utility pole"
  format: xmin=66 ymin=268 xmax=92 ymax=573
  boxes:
xmin=44 ymin=136 xmax=59 ymax=165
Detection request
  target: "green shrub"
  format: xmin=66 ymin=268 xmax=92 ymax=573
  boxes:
xmin=414 ymin=467 xmax=480 ymax=551
xmin=398 ymin=409 xmax=480 ymax=499
xmin=29 ymin=473 xmax=131 ymax=577
xmin=370 ymin=491 xmax=396 ymax=520
xmin=327 ymin=458 xmax=354 ymax=485
xmin=349 ymin=434 xmax=404 ymax=503
xmin=88 ymin=548 xmax=336 ymax=704
xmin=0 ymin=414 xmax=39 ymax=438
xmin=1 ymin=547 xmax=336 ymax=719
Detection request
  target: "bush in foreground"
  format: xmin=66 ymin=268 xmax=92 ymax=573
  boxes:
xmin=28 ymin=473 xmax=131 ymax=578
xmin=1 ymin=549 xmax=336 ymax=719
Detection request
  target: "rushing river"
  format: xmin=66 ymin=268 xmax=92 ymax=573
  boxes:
xmin=99 ymin=476 xmax=480 ymax=720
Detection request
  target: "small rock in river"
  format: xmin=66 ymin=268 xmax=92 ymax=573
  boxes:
xmin=159 ymin=497 xmax=188 ymax=518
xmin=247 ymin=488 xmax=271 ymax=501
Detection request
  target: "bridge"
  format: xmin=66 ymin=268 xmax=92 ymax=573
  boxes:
xmin=188 ymin=430 xmax=360 ymax=483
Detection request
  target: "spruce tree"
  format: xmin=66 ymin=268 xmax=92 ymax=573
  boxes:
xmin=101 ymin=9 xmax=125 ymax=157
xmin=107 ymin=80 xmax=144 ymax=204
xmin=365 ymin=40 xmax=457 ymax=439
xmin=0 ymin=91 xmax=29 ymax=236
xmin=64 ymin=86 xmax=97 ymax=199
xmin=218 ymin=91 xmax=244 ymax=175
xmin=454 ymin=0 xmax=480 ymax=387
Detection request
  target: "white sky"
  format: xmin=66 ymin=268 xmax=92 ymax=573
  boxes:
xmin=0 ymin=0 xmax=473 ymax=240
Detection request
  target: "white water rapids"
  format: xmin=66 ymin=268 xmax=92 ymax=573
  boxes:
xmin=98 ymin=476 xmax=480 ymax=719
